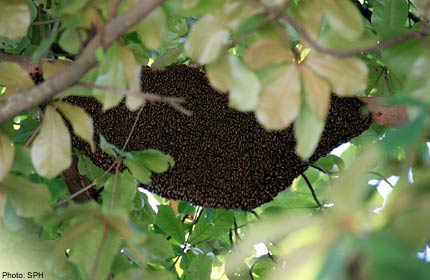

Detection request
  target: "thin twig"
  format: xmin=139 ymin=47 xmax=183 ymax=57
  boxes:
xmin=32 ymin=19 xmax=60 ymax=25
xmin=369 ymin=171 xmax=395 ymax=189
xmin=301 ymin=173 xmax=323 ymax=208
xmin=76 ymin=82 xmax=192 ymax=116
xmin=252 ymin=0 xmax=429 ymax=58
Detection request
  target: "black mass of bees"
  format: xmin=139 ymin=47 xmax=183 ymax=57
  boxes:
xmin=64 ymin=65 xmax=372 ymax=210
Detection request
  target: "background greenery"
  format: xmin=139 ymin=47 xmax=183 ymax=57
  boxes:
xmin=0 ymin=0 xmax=430 ymax=279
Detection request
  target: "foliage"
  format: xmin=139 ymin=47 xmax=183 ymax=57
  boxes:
xmin=0 ymin=0 xmax=430 ymax=279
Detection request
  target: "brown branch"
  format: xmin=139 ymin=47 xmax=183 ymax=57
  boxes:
xmin=0 ymin=0 xmax=165 ymax=126
xmin=359 ymin=97 xmax=409 ymax=126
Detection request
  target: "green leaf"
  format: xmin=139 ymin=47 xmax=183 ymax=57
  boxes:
xmin=99 ymin=135 xmax=125 ymax=158
xmin=185 ymin=13 xmax=230 ymax=64
xmin=115 ymin=269 xmax=174 ymax=280
xmin=0 ymin=133 xmax=14 ymax=181
xmin=0 ymin=175 xmax=51 ymax=218
xmin=185 ymin=254 xmax=212 ymax=280
xmin=102 ymin=171 xmax=137 ymax=213
xmin=294 ymin=101 xmax=325 ymax=160
xmin=55 ymin=101 xmax=95 ymax=152
xmin=58 ymin=28 xmax=81 ymax=54
xmin=256 ymin=64 xmax=300 ymax=130
xmin=155 ymin=205 xmax=185 ymax=244
xmin=134 ymin=7 xmax=166 ymax=50
xmin=131 ymin=149 xmax=174 ymax=173
xmin=140 ymin=232 xmax=174 ymax=262
xmin=0 ymin=62 xmax=34 ymax=97
xmin=11 ymin=145 xmax=36 ymax=176
xmin=93 ymin=43 xmax=126 ymax=110
xmin=228 ymin=55 xmax=261 ymax=112
xmin=42 ymin=61 xmax=68 ymax=80
xmin=371 ymin=0 xmax=408 ymax=41
xmin=306 ymin=52 xmax=368 ymax=96
xmin=0 ymin=0 xmax=30 ymax=38
xmin=68 ymin=220 xmax=122 ymax=280
xmin=324 ymin=0 xmax=364 ymax=41
xmin=164 ymin=0 xmax=229 ymax=17
xmin=124 ymin=158 xmax=151 ymax=184
xmin=189 ymin=209 xmax=234 ymax=245
xmin=31 ymin=106 xmax=72 ymax=179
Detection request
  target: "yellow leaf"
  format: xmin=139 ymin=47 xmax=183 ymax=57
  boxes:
xmin=121 ymin=46 xmax=144 ymax=111
xmin=0 ymin=0 xmax=30 ymax=38
xmin=244 ymin=39 xmax=293 ymax=70
xmin=0 ymin=133 xmax=14 ymax=181
xmin=256 ymin=64 xmax=300 ymax=130
xmin=301 ymin=65 xmax=330 ymax=120
xmin=42 ymin=61 xmax=67 ymax=80
xmin=55 ymin=101 xmax=95 ymax=152
xmin=324 ymin=0 xmax=364 ymax=41
xmin=294 ymin=102 xmax=325 ymax=160
xmin=206 ymin=55 xmax=232 ymax=93
xmin=228 ymin=55 xmax=261 ymax=111
xmin=0 ymin=62 xmax=33 ymax=97
xmin=185 ymin=13 xmax=230 ymax=64
xmin=134 ymin=7 xmax=166 ymax=50
xmin=31 ymin=106 xmax=72 ymax=179
xmin=306 ymin=53 xmax=368 ymax=96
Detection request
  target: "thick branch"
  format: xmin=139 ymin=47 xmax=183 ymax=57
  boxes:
xmin=0 ymin=0 xmax=165 ymax=125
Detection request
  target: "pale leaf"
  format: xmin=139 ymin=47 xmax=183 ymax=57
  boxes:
xmin=0 ymin=62 xmax=33 ymax=96
xmin=306 ymin=53 xmax=368 ymax=96
xmin=206 ymin=55 xmax=232 ymax=93
xmin=324 ymin=0 xmax=364 ymax=41
xmin=301 ymin=65 xmax=330 ymax=120
xmin=31 ymin=106 xmax=72 ymax=179
xmin=134 ymin=7 xmax=167 ymax=50
xmin=185 ymin=13 xmax=230 ymax=64
xmin=42 ymin=61 xmax=67 ymax=80
xmin=256 ymin=64 xmax=300 ymax=130
xmin=0 ymin=0 xmax=30 ymax=38
xmin=55 ymin=101 xmax=95 ymax=152
xmin=121 ymin=46 xmax=144 ymax=111
xmin=294 ymin=102 xmax=325 ymax=160
xmin=244 ymin=39 xmax=292 ymax=70
xmin=228 ymin=55 xmax=261 ymax=111
xmin=0 ymin=133 xmax=14 ymax=181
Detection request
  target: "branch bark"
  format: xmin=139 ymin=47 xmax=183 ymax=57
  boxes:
xmin=0 ymin=0 xmax=165 ymax=125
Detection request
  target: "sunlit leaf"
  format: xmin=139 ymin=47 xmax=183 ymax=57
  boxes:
xmin=256 ymin=64 xmax=300 ymax=130
xmin=306 ymin=53 xmax=368 ymax=96
xmin=0 ymin=175 xmax=51 ymax=217
xmin=413 ymin=0 xmax=430 ymax=17
xmin=31 ymin=106 xmax=71 ymax=179
xmin=0 ymin=0 xmax=30 ymax=38
xmin=121 ymin=46 xmax=144 ymax=111
xmin=301 ymin=64 xmax=330 ymax=120
xmin=244 ymin=39 xmax=292 ymax=70
xmin=185 ymin=13 xmax=230 ymax=64
xmin=206 ymin=55 xmax=232 ymax=93
xmin=324 ymin=0 xmax=364 ymax=41
xmin=134 ymin=7 xmax=166 ymax=50
xmin=115 ymin=269 xmax=174 ymax=280
xmin=55 ymin=101 xmax=95 ymax=152
xmin=0 ymin=62 xmax=33 ymax=96
xmin=0 ymin=133 xmax=14 ymax=181
xmin=228 ymin=55 xmax=261 ymax=111
xmin=294 ymin=102 xmax=325 ymax=160
xmin=102 ymin=171 xmax=137 ymax=213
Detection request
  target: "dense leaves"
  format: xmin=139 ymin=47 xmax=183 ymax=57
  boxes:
xmin=1 ymin=0 xmax=430 ymax=279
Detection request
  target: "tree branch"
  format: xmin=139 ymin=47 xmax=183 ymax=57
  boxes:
xmin=0 ymin=0 xmax=165 ymax=125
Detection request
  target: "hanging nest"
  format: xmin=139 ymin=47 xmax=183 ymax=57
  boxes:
xmin=62 ymin=65 xmax=373 ymax=210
